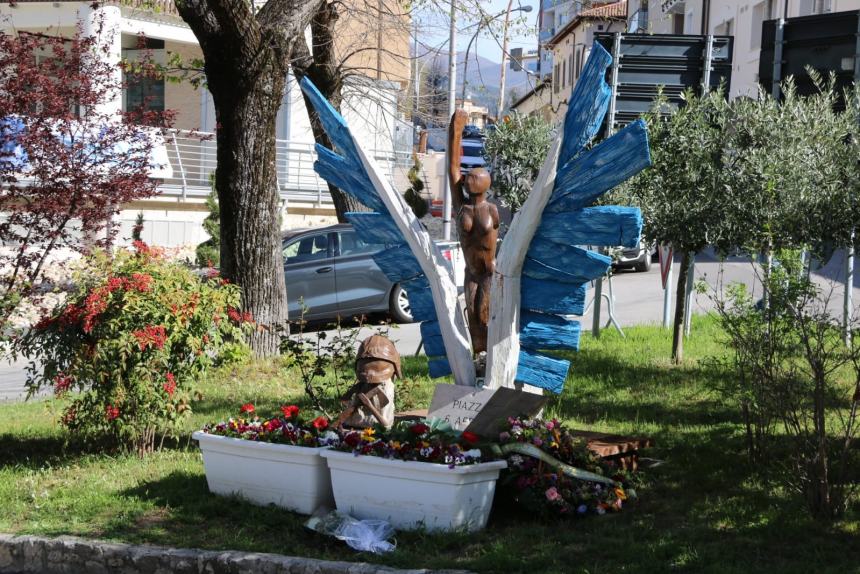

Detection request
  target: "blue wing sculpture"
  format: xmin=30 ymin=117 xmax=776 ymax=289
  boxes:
xmin=299 ymin=79 xmax=476 ymax=386
xmin=484 ymin=43 xmax=651 ymax=395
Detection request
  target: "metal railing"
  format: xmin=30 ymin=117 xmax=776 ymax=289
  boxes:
xmin=159 ymin=129 xmax=412 ymax=207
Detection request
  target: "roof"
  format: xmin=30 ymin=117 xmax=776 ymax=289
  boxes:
xmin=545 ymin=1 xmax=628 ymax=48
xmin=509 ymin=77 xmax=552 ymax=112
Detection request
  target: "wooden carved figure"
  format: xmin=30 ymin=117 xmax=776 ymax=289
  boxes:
xmin=448 ymin=110 xmax=500 ymax=356
xmin=335 ymin=335 xmax=401 ymax=429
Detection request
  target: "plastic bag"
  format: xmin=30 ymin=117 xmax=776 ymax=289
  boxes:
xmin=305 ymin=508 xmax=396 ymax=554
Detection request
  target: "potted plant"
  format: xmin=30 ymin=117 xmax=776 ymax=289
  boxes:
xmin=321 ymin=420 xmax=507 ymax=532
xmin=193 ymin=404 xmax=337 ymax=514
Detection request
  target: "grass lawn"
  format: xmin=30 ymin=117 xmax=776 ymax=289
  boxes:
xmin=1 ymin=315 xmax=858 ymax=573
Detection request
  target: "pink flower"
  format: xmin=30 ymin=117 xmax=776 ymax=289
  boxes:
xmin=545 ymin=486 xmax=561 ymax=502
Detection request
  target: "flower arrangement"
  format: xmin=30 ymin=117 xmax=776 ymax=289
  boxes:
xmin=335 ymin=419 xmax=485 ymax=467
xmin=202 ymin=403 xmax=339 ymax=448
xmin=496 ymin=417 xmax=635 ymax=517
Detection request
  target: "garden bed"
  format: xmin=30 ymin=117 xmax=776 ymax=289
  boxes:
xmin=1 ymin=318 xmax=858 ymax=573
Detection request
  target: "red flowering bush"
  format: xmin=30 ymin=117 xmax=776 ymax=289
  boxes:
xmin=18 ymin=245 xmax=250 ymax=454
xmin=201 ymin=404 xmax=338 ymax=447
xmin=335 ymin=419 xmax=487 ymax=467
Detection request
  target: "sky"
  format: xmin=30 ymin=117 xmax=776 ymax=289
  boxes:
xmin=416 ymin=1 xmax=540 ymax=65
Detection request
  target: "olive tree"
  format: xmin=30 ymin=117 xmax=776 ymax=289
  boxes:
xmin=483 ymin=113 xmax=553 ymax=213
xmin=618 ymin=90 xmax=731 ymax=362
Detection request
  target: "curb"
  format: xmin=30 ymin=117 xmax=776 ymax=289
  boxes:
xmin=0 ymin=534 xmax=473 ymax=574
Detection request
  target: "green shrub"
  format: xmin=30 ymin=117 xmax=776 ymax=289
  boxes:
xmin=18 ymin=243 xmax=250 ymax=454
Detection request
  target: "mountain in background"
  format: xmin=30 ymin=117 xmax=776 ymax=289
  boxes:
xmin=418 ymin=50 xmax=538 ymax=115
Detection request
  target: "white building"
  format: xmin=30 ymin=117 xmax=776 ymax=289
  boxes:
xmin=635 ymin=0 xmax=860 ymax=98
xmin=1 ymin=1 xmax=412 ymax=248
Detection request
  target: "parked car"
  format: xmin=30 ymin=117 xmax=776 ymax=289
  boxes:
xmin=282 ymin=224 xmax=463 ymax=324
xmin=612 ymin=241 xmax=655 ymax=272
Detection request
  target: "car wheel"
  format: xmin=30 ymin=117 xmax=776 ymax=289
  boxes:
xmin=389 ymin=284 xmax=413 ymax=323
xmin=634 ymin=250 xmax=652 ymax=272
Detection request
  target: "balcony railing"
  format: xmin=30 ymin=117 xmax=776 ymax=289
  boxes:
xmin=160 ymin=129 xmax=411 ymax=207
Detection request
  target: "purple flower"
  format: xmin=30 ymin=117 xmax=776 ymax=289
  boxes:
xmin=577 ymin=504 xmax=588 ymax=514
xmin=533 ymin=437 xmax=543 ymax=447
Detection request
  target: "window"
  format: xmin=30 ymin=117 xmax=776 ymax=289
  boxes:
xmin=673 ymin=13 xmax=684 ymax=34
xmin=554 ymin=63 xmax=560 ymax=93
xmin=575 ymin=47 xmax=582 ymax=80
xmin=337 ymin=231 xmax=383 ymax=257
xmin=562 ymin=57 xmax=567 ymax=88
xmin=751 ymin=1 xmax=773 ymax=51
xmin=283 ymin=233 xmax=329 ymax=264
xmin=570 ymin=54 xmax=575 ymax=86
xmin=799 ymin=0 xmax=832 ymax=15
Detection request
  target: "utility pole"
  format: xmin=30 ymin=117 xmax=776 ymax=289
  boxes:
xmin=443 ymin=0 xmax=457 ymax=240
xmin=497 ymin=0 xmax=514 ymax=116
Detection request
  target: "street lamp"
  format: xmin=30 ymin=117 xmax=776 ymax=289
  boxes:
xmin=460 ymin=5 xmax=532 ymax=107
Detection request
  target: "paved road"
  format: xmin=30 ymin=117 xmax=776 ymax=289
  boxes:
xmin=2 ymin=249 xmax=857 ymax=402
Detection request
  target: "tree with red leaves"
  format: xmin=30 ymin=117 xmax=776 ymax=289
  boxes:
xmin=0 ymin=18 xmax=167 ymax=337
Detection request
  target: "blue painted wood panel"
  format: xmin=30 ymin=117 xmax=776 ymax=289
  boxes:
xmin=300 ymin=79 xmax=362 ymax=170
xmin=526 ymin=237 xmax=612 ymax=283
xmin=550 ymin=120 xmax=651 ymax=210
xmin=525 ymin=239 xmax=612 ymax=284
xmin=420 ymin=321 xmax=446 ymax=357
xmin=345 ymin=212 xmax=403 ymax=246
xmin=314 ymin=145 xmax=387 ymax=214
xmin=401 ymin=275 xmax=436 ymax=322
xmin=536 ymin=206 xmax=643 ymax=248
xmin=372 ymin=245 xmax=423 ymax=283
xmin=515 ymin=348 xmax=570 ymax=394
xmin=428 ymin=358 xmax=452 ymax=378
xmin=558 ymin=42 xmax=612 ymax=167
xmin=520 ymin=277 xmax=587 ymax=315
xmin=519 ymin=311 xmax=581 ymax=351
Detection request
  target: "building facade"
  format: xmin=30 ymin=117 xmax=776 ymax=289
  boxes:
xmin=1 ymin=0 xmax=413 ymax=247
xmin=634 ymin=0 xmax=860 ymax=98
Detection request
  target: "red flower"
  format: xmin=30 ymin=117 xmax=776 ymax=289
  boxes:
xmin=461 ymin=431 xmax=479 ymax=444
xmin=239 ymin=403 xmax=255 ymax=414
xmin=133 ymin=325 xmax=167 ymax=351
xmin=163 ymin=372 xmax=176 ymax=396
xmin=53 ymin=374 xmax=73 ymax=396
xmin=344 ymin=432 xmax=361 ymax=447
xmin=105 ymin=404 xmax=120 ymax=421
xmin=311 ymin=416 xmax=329 ymax=430
xmin=128 ymin=272 xmax=152 ymax=292
xmin=227 ymin=307 xmax=242 ymax=322
xmin=409 ymin=422 xmax=429 ymax=435
xmin=280 ymin=405 xmax=300 ymax=418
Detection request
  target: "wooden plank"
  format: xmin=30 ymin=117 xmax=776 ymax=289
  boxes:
xmin=550 ymin=119 xmax=651 ymax=210
xmin=514 ymin=348 xmax=570 ymax=395
xmin=345 ymin=212 xmax=404 ymax=246
xmin=428 ymin=358 xmax=452 ymax=378
xmin=313 ymin=145 xmax=387 ymax=213
xmin=525 ymin=239 xmax=611 ymax=284
xmin=485 ymin=138 xmax=562 ymax=391
xmin=519 ymin=311 xmax=581 ymax=351
xmin=419 ymin=320 xmax=446 ymax=357
xmin=401 ymin=275 xmax=436 ymax=322
xmin=299 ymin=79 xmax=362 ymax=168
xmin=558 ymin=42 xmax=612 ymax=167
xmin=371 ymin=244 xmax=424 ymax=283
xmin=536 ymin=206 xmax=643 ymax=249
xmin=521 ymin=277 xmax=587 ymax=315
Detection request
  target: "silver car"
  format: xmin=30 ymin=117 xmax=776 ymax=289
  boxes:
xmin=282 ymin=224 xmax=412 ymax=323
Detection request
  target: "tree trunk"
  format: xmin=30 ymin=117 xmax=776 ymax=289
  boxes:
xmin=292 ymin=1 xmax=371 ymax=222
xmin=209 ymin=62 xmax=288 ymax=356
xmin=672 ymin=250 xmax=692 ymax=363
xmin=173 ymin=0 xmax=322 ymax=357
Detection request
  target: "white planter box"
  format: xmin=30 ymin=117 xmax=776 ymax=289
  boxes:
xmin=320 ymin=449 xmax=507 ymax=532
xmin=193 ymin=431 xmax=333 ymax=515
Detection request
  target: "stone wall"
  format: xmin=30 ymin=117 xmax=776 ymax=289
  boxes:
xmin=0 ymin=534 xmax=472 ymax=574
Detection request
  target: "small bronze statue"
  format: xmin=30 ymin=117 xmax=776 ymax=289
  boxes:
xmin=335 ymin=335 xmax=402 ymax=429
xmin=448 ymin=110 xmax=500 ymax=356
